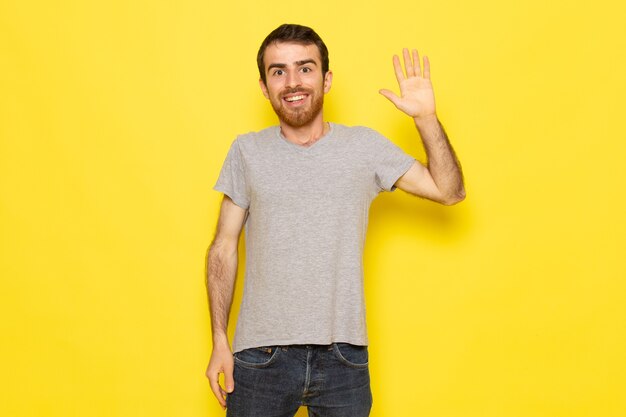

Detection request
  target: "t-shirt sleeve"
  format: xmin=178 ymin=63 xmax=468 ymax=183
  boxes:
xmin=368 ymin=129 xmax=416 ymax=192
xmin=213 ymin=138 xmax=250 ymax=209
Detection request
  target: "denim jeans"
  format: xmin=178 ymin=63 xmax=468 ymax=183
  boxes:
xmin=226 ymin=343 xmax=373 ymax=417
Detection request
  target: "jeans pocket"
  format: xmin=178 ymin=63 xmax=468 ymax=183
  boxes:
xmin=233 ymin=346 xmax=281 ymax=368
xmin=332 ymin=343 xmax=369 ymax=368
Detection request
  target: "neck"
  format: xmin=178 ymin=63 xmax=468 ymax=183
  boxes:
xmin=279 ymin=113 xmax=329 ymax=147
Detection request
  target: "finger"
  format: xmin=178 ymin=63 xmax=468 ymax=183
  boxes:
xmin=379 ymin=89 xmax=401 ymax=108
xmin=412 ymin=49 xmax=421 ymax=77
xmin=423 ymin=55 xmax=430 ymax=79
xmin=224 ymin=361 xmax=235 ymax=393
xmin=208 ymin=372 xmax=227 ymax=409
xmin=392 ymin=55 xmax=404 ymax=84
xmin=403 ymin=48 xmax=414 ymax=77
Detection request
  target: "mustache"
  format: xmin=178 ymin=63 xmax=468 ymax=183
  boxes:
xmin=281 ymin=87 xmax=311 ymax=96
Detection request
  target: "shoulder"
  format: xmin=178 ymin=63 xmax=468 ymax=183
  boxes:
xmin=330 ymin=123 xmax=386 ymax=145
xmin=235 ymin=126 xmax=278 ymax=144
xmin=237 ymin=126 xmax=278 ymax=141
xmin=335 ymin=124 xmax=394 ymax=154
xmin=231 ymin=126 xmax=280 ymax=154
xmin=331 ymin=123 xmax=379 ymax=136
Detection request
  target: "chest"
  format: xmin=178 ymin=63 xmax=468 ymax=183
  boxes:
xmin=245 ymin=150 xmax=375 ymax=210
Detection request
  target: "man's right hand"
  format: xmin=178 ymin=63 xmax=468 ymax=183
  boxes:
xmin=206 ymin=342 xmax=235 ymax=410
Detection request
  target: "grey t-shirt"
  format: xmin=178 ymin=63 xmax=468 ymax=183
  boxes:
xmin=213 ymin=122 xmax=415 ymax=353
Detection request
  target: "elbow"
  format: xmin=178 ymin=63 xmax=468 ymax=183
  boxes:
xmin=209 ymin=241 xmax=237 ymax=259
xmin=441 ymin=188 xmax=466 ymax=206
xmin=208 ymin=237 xmax=238 ymax=263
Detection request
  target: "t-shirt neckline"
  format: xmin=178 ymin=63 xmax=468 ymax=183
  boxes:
xmin=275 ymin=122 xmax=335 ymax=154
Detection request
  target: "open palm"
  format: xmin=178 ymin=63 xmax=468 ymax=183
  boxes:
xmin=379 ymin=48 xmax=436 ymax=119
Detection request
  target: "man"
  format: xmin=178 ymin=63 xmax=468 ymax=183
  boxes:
xmin=206 ymin=24 xmax=465 ymax=416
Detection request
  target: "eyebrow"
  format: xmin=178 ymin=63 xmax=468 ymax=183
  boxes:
xmin=267 ymin=59 xmax=318 ymax=71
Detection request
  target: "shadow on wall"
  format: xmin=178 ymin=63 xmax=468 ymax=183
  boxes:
xmin=367 ymin=112 xmax=472 ymax=243
xmin=369 ymin=189 xmax=472 ymax=243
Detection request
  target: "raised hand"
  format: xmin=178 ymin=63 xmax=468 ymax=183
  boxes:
xmin=379 ymin=48 xmax=436 ymax=120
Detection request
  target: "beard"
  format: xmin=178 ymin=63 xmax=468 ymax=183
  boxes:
xmin=269 ymin=87 xmax=324 ymax=128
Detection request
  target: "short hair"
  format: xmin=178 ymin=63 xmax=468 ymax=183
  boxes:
xmin=257 ymin=24 xmax=330 ymax=85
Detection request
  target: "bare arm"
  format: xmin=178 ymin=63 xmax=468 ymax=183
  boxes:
xmin=380 ymin=48 xmax=465 ymax=205
xmin=396 ymin=117 xmax=465 ymax=205
xmin=205 ymin=195 xmax=248 ymax=409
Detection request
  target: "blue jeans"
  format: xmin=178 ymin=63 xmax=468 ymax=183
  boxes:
xmin=226 ymin=343 xmax=373 ymax=417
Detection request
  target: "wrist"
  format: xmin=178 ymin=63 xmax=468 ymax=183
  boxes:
xmin=212 ymin=332 xmax=230 ymax=348
xmin=413 ymin=113 xmax=438 ymax=127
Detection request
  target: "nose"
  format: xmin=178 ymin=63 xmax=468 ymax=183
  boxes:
xmin=285 ymin=70 xmax=302 ymax=89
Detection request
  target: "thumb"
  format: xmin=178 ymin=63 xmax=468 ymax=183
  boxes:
xmin=379 ymin=89 xmax=400 ymax=107
xmin=224 ymin=362 xmax=235 ymax=393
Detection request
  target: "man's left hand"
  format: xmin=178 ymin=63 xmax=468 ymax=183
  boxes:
xmin=379 ymin=48 xmax=436 ymax=120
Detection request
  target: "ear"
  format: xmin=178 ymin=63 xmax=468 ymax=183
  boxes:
xmin=323 ymin=70 xmax=333 ymax=94
xmin=259 ymin=79 xmax=270 ymax=99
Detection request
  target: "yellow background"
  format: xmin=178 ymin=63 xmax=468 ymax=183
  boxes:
xmin=1 ymin=0 xmax=625 ymax=416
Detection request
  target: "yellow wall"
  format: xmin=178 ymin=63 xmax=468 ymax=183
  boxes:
xmin=1 ymin=1 xmax=625 ymax=416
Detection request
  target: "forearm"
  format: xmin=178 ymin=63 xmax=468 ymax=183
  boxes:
xmin=206 ymin=241 xmax=238 ymax=347
xmin=414 ymin=115 xmax=465 ymax=204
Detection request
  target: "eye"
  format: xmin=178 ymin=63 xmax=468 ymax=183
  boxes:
xmin=273 ymin=69 xmax=284 ymax=76
xmin=301 ymin=67 xmax=312 ymax=73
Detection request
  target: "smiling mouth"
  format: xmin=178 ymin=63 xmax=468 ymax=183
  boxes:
xmin=284 ymin=94 xmax=307 ymax=103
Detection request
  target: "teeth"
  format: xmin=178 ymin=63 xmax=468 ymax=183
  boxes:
xmin=285 ymin=95 xmax=306 ymax=102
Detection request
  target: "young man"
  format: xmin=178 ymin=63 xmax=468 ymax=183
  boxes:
xmin=206 ymin=24 xmax=465 ymax=417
